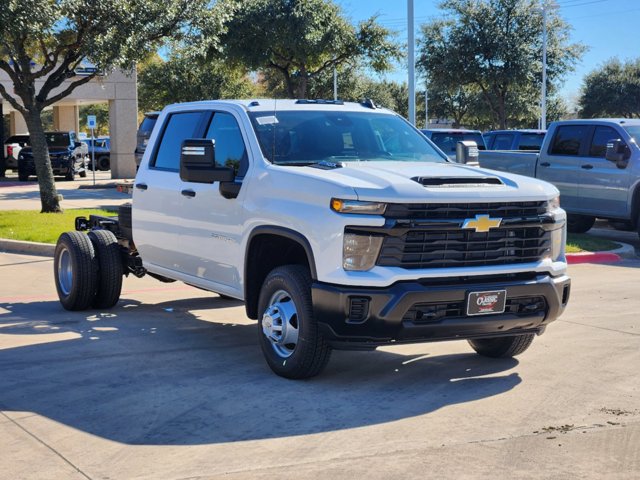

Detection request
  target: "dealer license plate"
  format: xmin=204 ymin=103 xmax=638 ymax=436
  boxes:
xmin=467 ymin=290 xmax=507 ymax=316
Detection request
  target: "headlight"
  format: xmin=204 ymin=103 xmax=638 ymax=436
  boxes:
xmin=343 ymin=234 xmax=383 ymax=271
xmin=547 ymin=226 xmax=565 ymax=262
xmin=331 ymin=198 xmax=387 ymax=215
xmin=547 ymin=195 xmax=560 ymax=212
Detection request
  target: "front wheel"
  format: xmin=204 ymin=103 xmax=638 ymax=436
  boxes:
xmin=468 ymin=333 xmax=535 ymax=358
xmin=97 ymin=156 xmax=110 ymax=171
xmin=258 ymin=265 xmax=331 ymax=379
xmin=567 ymin=214 xmax=595 ymax=233
xmin=64 ymin=165 xmax=76 ymax=181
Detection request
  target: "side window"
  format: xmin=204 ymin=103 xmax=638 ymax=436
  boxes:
xmin=518 ymin=133 xmax=545 ymax=151
xmin=152 ymin=112 xmax=203 ymax=170
xmin=205 ymin=112 xmax=248 ymax=176
xmin=549 ymin=125 xmax=588 ymax=156
xmin=589 ymin=126 xmax=619 ymax=157
xmin=493 ymin=134 xmax=513 ymax=150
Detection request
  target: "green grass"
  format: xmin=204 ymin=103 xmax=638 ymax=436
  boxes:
xmin=566 ymin=233 xmax=620 ymax=253
xmin=0 ymin=209 xmax=116 ymax=244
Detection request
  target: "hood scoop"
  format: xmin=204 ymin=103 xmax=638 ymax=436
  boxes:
xmin=412 ymin=176 xmax=504 ymax=188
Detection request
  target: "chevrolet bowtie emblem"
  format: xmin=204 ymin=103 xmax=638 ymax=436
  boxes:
xmin=462 ymin=214 xmax=502 ymax=233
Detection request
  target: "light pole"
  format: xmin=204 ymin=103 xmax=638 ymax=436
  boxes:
xmin=425 ymin=86 xmax=428 ymax=128
xmin=408 ymin=0 xmax=416 ymax=125
xmin=541 ymin=0 xmax=549 ymax=130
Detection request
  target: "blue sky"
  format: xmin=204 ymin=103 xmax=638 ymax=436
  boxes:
xmin=337 ymin=0 xmax=640 ymax=105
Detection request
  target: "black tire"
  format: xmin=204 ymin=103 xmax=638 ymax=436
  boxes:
xmin=54 ymin=231 xmax=98 ymax=311
xmin=64 ymin=166 xmax=75 ymax=181
xmin=97 ymin=156 xmax=110 ymax=171
xmin=567 ymin=214 xmax=596 ymax=233
xmin=18 ymin=170 xmax=29 ymax=181
xmin=79 ymin=169 xmax=87 ymax=178
xmin=258 ymin=265 xmax=331 ymax=379
xmin=468 ymin=333 xmax=535 ymax=358
xmin=88 ymin=230 xmax=123 ymax=309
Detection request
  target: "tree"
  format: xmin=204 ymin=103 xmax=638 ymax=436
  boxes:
xmin=217 ymin=0 xmax=401 ymax=99
xmin=138 ymin=52 xmax=257 ymax=113
xmin=579 ymin=58 xmax=640 ymax=118
xmin=0 ymin=0 xmax=207 ymax=212
xmin=417 ymin=0 xmax=584 ymax=129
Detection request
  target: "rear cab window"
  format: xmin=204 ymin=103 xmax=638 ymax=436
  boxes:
xmin=549 ymin=125 xmax=589 ymax=156
xmin=517 ymin=133 xmax=545 ymax=151
xmin=152 ymin=112 xmax=204 ymax=170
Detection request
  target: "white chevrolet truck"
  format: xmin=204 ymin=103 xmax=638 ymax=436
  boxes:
xmin=54 ymin=99 xmax=571 ymax=379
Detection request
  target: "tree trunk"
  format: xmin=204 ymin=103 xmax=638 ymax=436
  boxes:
xmin=23 ymin=109 xmax=61 ymax=213
xmin=295 ymin=75 xmax=308 ymax=99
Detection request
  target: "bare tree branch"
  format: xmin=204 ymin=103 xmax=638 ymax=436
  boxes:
xmin=0 ymin=82 xmax=26 ymax=114
xmin=42 ymin=73 xmax=96 ymax=108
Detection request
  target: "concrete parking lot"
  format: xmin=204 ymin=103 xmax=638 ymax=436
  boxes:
xmin=0 ymin=251 xmax=639 ymax=479
xmin=0 ymin=170 xmax=131 ymax=211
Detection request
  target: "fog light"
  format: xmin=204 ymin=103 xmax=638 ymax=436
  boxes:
xmin=343 ymin=234 xmax=383 ymax=271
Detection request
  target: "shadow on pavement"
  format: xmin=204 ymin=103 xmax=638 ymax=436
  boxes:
xmin=0 ymin=295 xmax=521 ymax=445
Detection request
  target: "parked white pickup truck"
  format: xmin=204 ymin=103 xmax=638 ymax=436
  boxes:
xmin=2 ymin=133 xmax=30 ymax=174
xmin=54 ymin=99 xmax=571 ymax=379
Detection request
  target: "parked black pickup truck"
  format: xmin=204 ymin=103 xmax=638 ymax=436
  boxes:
xmin=18 ymin=131 xmax=89 ymax=181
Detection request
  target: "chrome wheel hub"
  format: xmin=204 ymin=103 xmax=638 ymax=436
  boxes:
xmin=57 ymin=247 xmax=73 ymax=296
xmin=261 ymin=289 xmax=299 ymax=358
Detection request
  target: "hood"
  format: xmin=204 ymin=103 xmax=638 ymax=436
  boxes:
xmin=288 ymin=161 xmax=558 ymax=203
xmin=20 ymin=146 xmax=71 ymax=156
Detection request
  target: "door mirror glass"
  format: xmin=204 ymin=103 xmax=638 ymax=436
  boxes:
xmin=180 ymin=138 xmax=235 ymax=183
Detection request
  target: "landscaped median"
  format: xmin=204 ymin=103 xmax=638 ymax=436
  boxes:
xmin=0 ymin=209 xmax=115 ymax=256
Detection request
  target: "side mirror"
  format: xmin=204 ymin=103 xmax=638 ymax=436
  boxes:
xmin=605 ymin=139 xmax=630 ymax=169
xmin=74 ymin=141 xmax=83 ymax=148
xmin=456 ymin=140 xmax=479 ymax=164
xmin=179 ymin=138 xmax=235 ymax=183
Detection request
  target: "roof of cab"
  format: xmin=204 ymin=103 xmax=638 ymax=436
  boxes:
xmin=164 ymin=98 xmax=395 ymax=114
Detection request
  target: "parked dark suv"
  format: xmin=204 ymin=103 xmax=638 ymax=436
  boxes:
xmin=85 ymin=137 xmax=111 ymax=171
xmin=134 ymin=111 xmax=160 ymax=168
xmin=18 ymin=131 xmax=89 ymax=181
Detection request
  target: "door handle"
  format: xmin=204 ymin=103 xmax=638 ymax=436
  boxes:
xmin=581 ymin=164 xmax=594 ymax=170
xmin=135 ymin=183 xmax=148 ymax=190
xmin=539 ymin=162 xmax=551 ymax=167
xmin=181 ymin=189 xmax=196 ymax=198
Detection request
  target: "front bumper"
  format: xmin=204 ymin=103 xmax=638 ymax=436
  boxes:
xmin=20 ymin=158 xmax=73 ymax=175
xmin=312 ymin=273 xmax=570 ymax=349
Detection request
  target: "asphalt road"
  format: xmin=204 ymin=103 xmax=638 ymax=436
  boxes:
xmin=0 ymin=252 xmax=639 ymax=479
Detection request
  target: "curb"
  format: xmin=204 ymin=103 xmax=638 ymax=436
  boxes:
xmin=566 ymin=251 xmax=622 ymax=264
xmin=565 ymin=241 xmax=635 ymax=264
xmin=0 ymin=238 xmax=55 ymax=257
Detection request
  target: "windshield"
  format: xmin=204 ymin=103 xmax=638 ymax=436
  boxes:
xmin=249 ymin=111 xmax=447 ymax=165
xmin=44 ymin=133 xmax=70 ymax=147
xmin=623 ymin=125 xmax=640 ymax=145
xmin=428 ymin=132 xmax=486 ymax=154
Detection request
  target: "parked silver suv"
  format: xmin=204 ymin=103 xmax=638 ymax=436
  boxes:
xmin=134 ymin=111 xmax=159 ymax=168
